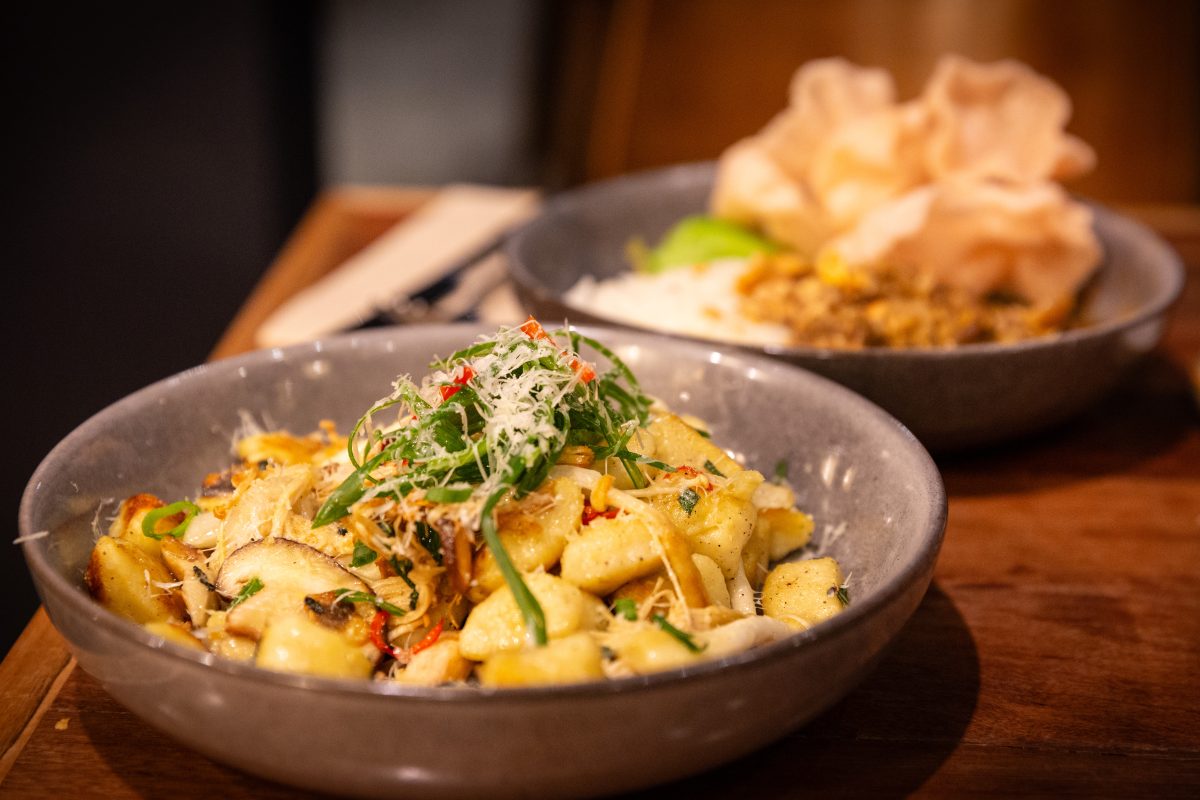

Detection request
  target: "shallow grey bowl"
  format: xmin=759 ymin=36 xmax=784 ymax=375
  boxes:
xmin=506 ymin=163 xmax=1186 ymax=450
xmin=21 ymin=324 xmax=945 ymax=799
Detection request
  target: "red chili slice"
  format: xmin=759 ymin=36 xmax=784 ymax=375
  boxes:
xmin=411 ymin=619 xmax=445 ymax=655
xmin=582 ymin=500 xmax=620 ymax=525
xmin=671 ymin=464 xmax=712 ymax=491
xmin=370 ymin=609 xmax=401 ymax=659
xmin=519 ymin=315 xmax=596 ymax=383
xmin=439 ymin=365 xmax=475 ymax=401
xmin=519 ymin=316 xmax=554 ymax=343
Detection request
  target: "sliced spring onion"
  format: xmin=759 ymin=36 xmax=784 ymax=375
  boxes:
xmin=651 ymin=613 xmax=705 ymax=653
xmin=312 ymin=467 xmax=369 ymax=527
xmin=481 ymin=489 xmax=546 ymax=645
xmin=141 ymin=500 xmax=201 ymax=540
xmin=613 ymin=597 xmax=638 ymax=621
xmin=333 ymin=589 xmax=410 ymax=617
xmin=424 ymin=485 xmax=473 ymax=503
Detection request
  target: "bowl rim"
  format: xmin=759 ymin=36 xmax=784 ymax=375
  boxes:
xmin=20 ymin=322 xmax=947 ymax=702
xmin=504 ymin=161 xmax=1186 ymax=360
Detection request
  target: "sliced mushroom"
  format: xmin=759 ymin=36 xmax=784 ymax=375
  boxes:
xmin=218 ymin=464 xmax=318 ymax=556
xmin=215 ymin=538 xmax=367 ymax=639
xmin=180 ymin=511 xmax=222 ymax=549
xmin=160 ymin=538 xmax=216 ymax=627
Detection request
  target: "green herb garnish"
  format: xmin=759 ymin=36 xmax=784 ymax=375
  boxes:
xmin=703 ymin=459 xmax=725 ymax=478
xmin=651 ymin=613 xmax=705 ymax=653
xmin=773 ymin=459 xmax=789 ymax=484
xmin=613 ymin=597 xmax=638 ymax=621
xmin=350 ymin=540 xmax=378 ymax=568
xmin=424 ymin=485 xmax=473 ymax=503
xmin=312 ymin=322 xmax=656 ymax=647
xmin=678 ymin=488 xmax=700 ymax=516
xmin=388 ymin=556 xmax=420 ymax=610
xmin=835 ymin=584 xmax=850 ymax=607
xmin=415 ymin=522 xmax=443 ymax=565
xmin=141 ymin=500 xmax=201 ymax=540
xmin=481 ymin=487 xmax=547 ymax=644
xmin=333 ymin=589 xmax=410 ymax=617
xmin=228 ymin=577 xmax=263 ymax=610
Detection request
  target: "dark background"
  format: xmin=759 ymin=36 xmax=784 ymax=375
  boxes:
xmin=3 ymin=0 xmax=1198 ymax=658
xmin=2 ymin=0 xmax=558 ymax=658
xmin=2 ymin=5 xmax=320 ymax=654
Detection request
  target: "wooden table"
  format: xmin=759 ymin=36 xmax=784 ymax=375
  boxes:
xmin=2 ymin=190 xmax=1197 ymax=798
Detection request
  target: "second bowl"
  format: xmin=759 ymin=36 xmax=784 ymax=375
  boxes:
xmin=506 ymin=163 xmax=1185 ymax=450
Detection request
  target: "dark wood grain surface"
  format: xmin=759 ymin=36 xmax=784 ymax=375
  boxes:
xmin=2 ymin=193 xmax=1197 ymax=798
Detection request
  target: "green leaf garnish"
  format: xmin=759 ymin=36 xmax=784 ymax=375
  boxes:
xmin=333 ymin=589 xmax=410 ymax=617
xmin=836 ymin=585 xmax=850 ymax=607
xmin=388 ymin=556 xmax=420 ymax=610
xmin=631 ymin=215 xmax=778 ymax=274
xmin=678 ymin=488 xmax=700 ymax=516
xmin=312 ymin=467 xmax=369 ymax=527
xmin=415 ymin=522 xmax=443 ymax=565
xmin=350 ymin=540 xmax=378 ymax=568
xmin=141 ymin=500 xmax=201 ymax=540
xmin=651 ymin=613 xmax=705 ymax=653
xmin=481 ymin=488 xmax=546 ymax=645
xmin=703 ymin=459 xmax=725 ymax=478
xmin=424 ymin=485 xmax=473 ymax=503
xmin=310 ymin=322 xmax=657 ymax=648
xmin=613 ymin=597 xmax=638 ymax=621
xmin=228 ymin=577 xmax=263 ymax=610
xmin=612 ymin=450 xmax=676 ymax=474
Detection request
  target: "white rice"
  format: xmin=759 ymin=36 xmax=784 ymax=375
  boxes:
xmin=564 ymin=259 xmax=791 ymax=346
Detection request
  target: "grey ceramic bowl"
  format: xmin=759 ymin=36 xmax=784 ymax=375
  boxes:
xmin=21 ymin=324 xmax=945 ymax=799
xmin=505 ymin=163 xmax=1185 ymax=450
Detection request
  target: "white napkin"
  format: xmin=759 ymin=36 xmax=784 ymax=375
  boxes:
xmin=256 ymin=184 xmax=539 ymax=347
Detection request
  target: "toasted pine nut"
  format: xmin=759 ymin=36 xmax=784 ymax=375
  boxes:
xmin=557 ymin=445 xmax=595 ymax=468
xmin=591 ymin=474 xmax=614 ymax=512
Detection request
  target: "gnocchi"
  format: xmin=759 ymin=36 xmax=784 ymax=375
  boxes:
xmin=83 ymin=322 xmax=848 ymax=686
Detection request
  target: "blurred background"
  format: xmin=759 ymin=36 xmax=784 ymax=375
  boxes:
xmin=3 ymin=0 xmax=1197 ymax=656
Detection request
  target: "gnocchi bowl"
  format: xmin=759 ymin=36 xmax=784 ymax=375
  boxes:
xmin=20 ymin=324 xmax=945 ymax=798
